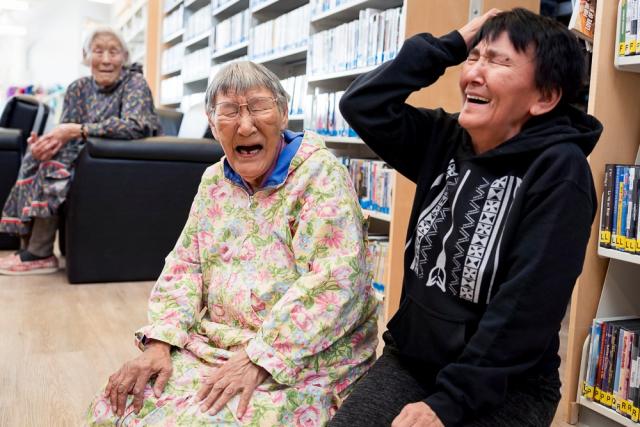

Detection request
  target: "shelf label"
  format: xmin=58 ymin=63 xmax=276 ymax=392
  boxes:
xmin=603 ymin=392 xmax=614 ymax=407
xmin=625 ymin=238 xmax=637 ymax=252
xmin=632 ymin=405 xmax=639 ymax=422
xmin=594 ymin=387 xmax=602 ymax=402
xmin=626 ymin=400 xmax=634 ymax=416
xmin=600 ymin=230 xmax=611 ymax=245
xmin=582 ymin=382 xmax=594 ymax=400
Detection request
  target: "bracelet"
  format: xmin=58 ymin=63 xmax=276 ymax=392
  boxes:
xmin=80 ymin=124 xmax=88 ymax=140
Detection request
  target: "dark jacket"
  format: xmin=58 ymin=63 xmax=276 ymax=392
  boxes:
xmin=340 ymin=30 xmax=602 ymax=426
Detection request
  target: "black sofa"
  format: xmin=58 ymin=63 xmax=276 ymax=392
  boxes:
xmin=63 ymin=136 xmax=224 ymax=284
xmin=0 ymin=129 xmax=23 ymax=249
xmin=0 ymin=96 xmax=50 ymax=249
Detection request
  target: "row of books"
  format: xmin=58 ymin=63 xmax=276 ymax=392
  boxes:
xmin=183 ymin=48 xmax=211 ymax=83
xmin=582 ymin=316 xmax=640 ymax=422
xmin=619 ymin=0 xmax=640 ymax=56
xmin=599 ymin=164 xmax=640 ymax=253
xmin=308 ymin=7 xmax=403 ymax=76
xmin=338 ymin=157 xmax=393 ymax=215
xmin=164 ymin=0 xmax=182 ymax=13
xmin=160 ymin=75 xmax=183 ymax=105
xmin=304 ymin=90 xmax=357 ymax=138
xmin=368 ymin=236 xmax=389 ymax=301
xmin=212 ymin=0 xmax=237 ymax=11
xmin=249 ymin=4 xmax=309 ymax=60
xmin=163 ymin=5 xmax=184 ymax=41
xmin=279 ymin=75 xmax=307 ymax=117
xmin=185 ymin=4 xmax=211 ymax=41
xmin=309 ymin=0 xmax=357 ymax=16
xmin=161 ymin=44 xmax=184 ymax=75
xmin=214 ymin=10 xmax=250 ymax=52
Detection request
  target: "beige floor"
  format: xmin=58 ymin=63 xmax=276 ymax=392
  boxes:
xmin=0 ymin=250 xmax=571 ymax=426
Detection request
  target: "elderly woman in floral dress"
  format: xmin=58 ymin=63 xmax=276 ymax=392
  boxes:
xmin=0 ymin=27 xmax=160 ymax=275
xmin=85 ymin=60 xmax=379 ymax=426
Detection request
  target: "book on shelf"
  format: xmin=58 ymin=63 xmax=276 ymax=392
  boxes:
xmin=368 ymin=235 xmax=389 ymax=301
xmin=601 ymin=164 xmax=640 ymax=254
xmin=583 ymin=316 xmax=640 ymax=421
xmin=618 ymin=0 xmax=640 ymax=56
xmin=568 ymin=0 xmax=596 ymax=43
xmin=337 ymin=157 xmax=393 ymax=216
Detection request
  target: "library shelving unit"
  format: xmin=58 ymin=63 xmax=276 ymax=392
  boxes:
xmin=116 ymin=0 xmax=162 ymax=99
xmin=563 ymin=1 xmax=640 ymax=426
xmin=149 ymin=0 xmax=539 ymax=321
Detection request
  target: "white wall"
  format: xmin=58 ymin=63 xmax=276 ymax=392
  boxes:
xmin=0 ymin=0 xmax=115 ymax=92
xmin=26 ymin=0 xmax=115 ymax=87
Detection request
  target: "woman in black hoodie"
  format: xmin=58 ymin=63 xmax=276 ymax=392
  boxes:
xmin=330 ymin=8 xmax=602 ymax=427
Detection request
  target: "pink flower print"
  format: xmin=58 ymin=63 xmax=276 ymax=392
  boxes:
xmin=290 ymin=304 xmax=312 ymax=331
xmin=271 ymin=391 xmax=284 ymax=405
xmin=208 ymin=185 xmax=227 ymax=200
xmin=309 ymin=260 xmax=322 ymax=274
xmin=302 ymin=373 xmax=324 ymax=387
xmin=317 ymin=203 xmax=338 ymax=218
xmin=211 ymin=304 xmax=226 ymax=321
xmin=219 ymin=244 xmax=233 ymax=262
xmin=207 ymin=203 xmax=222 ymax=219
xmin=272 ymin=339 xmax=293 ymax=354
xmin=239 ymin=241 xmax=256 ymax=261
xmin=316 ymin=292 xmax=340 ymax=312
xmin=198 ymin=230 xmax=215 ymax=248
xmin=251 ymin=292 xmax=266 ymax=313
xmin=169 ymin=262 xmax=188 ymax=274
xmin=351 ymin=331 xmax=365 ymax=347
xmin=92 ymin=400 xmax=110 ymax=418
xmin=320 ymin=226 xmax=344 ymax=249
xmin=294 ymin=405 xmax=320 ymax=427
xmin=160 ymin=310 xmax=181 ymax=323
xmin=334 ymin=378 xmax=351 ymax=394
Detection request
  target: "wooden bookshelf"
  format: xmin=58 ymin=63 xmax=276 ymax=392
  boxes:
xmin=564 ymin=1 xmax=640 ymax=425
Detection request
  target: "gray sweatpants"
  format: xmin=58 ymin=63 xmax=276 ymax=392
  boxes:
xmin=329 ymin=331 xmax=561 ymax=427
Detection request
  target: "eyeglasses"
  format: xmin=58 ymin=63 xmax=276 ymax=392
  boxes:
xmin=91 ymin=48 xmax=123 ymax=58
xmin=212 ymin=97 xmax=278 ymax=121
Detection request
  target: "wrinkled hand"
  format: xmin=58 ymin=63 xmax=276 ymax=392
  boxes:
xmin=392 ymin=402 xmax=445 ymax=427
xmin=458 ymin=8 xmax=501 ymax=48
xmin=196 ymin=349 xmax=269 ymax=419
xmin=104 ymin=340 xmax=172 ymax=417
xmin=29 ymin=123 xmax=80 ymax=161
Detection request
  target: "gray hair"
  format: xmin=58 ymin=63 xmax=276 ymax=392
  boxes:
xmin=82 ymin=27 xmax=130 ymax=66
xmin=205 ymin=61 xmax=289 ymax=116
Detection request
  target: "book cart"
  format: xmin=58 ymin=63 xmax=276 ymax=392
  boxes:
xmin=564 ymin=1 xmax=640 ymax=425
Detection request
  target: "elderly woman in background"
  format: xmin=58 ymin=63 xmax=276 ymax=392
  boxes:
xmin=85 ymin=60 xmax=378 ymax=426
xmin=0 ymin=27 xmax=160 ymax=275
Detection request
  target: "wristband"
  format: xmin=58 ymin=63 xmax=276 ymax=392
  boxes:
xmin=80 ymin=124 xmax=88 ymax=141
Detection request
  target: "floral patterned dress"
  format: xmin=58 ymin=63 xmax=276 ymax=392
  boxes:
xmin=0 ymin=63 xmax=160 ymax=236
xmin=86 ymin=131 xmax=379 ymax=426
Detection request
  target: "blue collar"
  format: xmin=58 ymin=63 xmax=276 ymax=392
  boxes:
xmin=223 ymin=130 xmax=304 ymax=192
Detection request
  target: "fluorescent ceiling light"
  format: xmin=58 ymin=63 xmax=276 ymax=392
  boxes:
xmin=0 ymin=0 xmax=29 ymax=11
xmin=88 ymin=0 xmax=115 ymax=3
xmin=0 ymin=24 xmax=27 ymax=36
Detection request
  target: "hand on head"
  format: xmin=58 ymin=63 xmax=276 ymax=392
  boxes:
xmin=458 ymin=8 xmax=501 ymax=48
xmin=104 ymin=340 xmax=173 ymax=417
xmin=196 ymin=349 xmax=269 ymax=420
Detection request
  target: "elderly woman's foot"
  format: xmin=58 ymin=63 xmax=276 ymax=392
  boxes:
xmin=0 ymin=251 xmax=59 ymax=275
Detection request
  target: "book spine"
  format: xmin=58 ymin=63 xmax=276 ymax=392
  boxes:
xmin=601 ymin=164 xmax=615 ymax=247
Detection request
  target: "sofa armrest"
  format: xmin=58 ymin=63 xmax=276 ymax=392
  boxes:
xmin=86 ymin=136 xmax=224 ymax=163
xmin=0 ymin=128 xmax=22 ymax=151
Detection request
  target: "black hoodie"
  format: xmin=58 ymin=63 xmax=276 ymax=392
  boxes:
xmin=339 ymin=31 xmax=602 ymax=425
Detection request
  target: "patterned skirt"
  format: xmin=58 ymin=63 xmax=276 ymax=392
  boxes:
xmin=85 ymin=347 xmax=336 ymax=426
xmin=0 ymin=139 xmax=84 ymax=236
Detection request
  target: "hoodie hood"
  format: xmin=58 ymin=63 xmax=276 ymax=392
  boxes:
xmin=461 ymin=103 xmax=603 ymax=160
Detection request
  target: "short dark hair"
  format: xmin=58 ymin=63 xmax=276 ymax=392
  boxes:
xmin=470 ymin=8 xmax=585 ymax=104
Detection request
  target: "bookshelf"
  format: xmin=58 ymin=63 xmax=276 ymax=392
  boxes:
xmin=563 ymin=1 xmax=640 ymax=425
xmin=116 ymin=0 xmax=162 ymax=99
